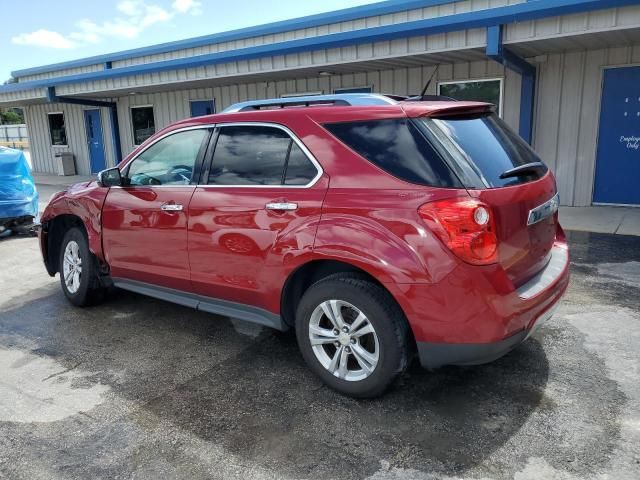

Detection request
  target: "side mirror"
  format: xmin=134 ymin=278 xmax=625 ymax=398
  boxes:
xmin=97 ymin=167 xmax=123 ymax=187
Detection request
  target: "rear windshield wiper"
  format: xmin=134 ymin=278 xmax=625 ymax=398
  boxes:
xmin=499 ymin=162 xmax=546 ymax=180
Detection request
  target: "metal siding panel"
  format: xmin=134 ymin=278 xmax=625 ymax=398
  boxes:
xmin=574 ymin=48 xmax=608 ymax=206
xmin=503 ymin=67 xmax=521 ymax=132
xmin=555 ymin=51 xmax=586 ymax=206
xmin=533 ymin=53 xmax=563 ymax=176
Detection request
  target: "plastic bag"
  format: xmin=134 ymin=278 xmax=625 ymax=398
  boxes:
xmin=0 ymin=147 xmax=39 ymax=221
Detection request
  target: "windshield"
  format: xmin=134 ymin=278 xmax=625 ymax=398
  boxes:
xmin=417 ymin=113 xmax=548 ymax=188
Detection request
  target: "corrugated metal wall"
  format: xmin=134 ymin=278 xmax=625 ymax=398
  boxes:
xmin=22 ymin=43 xmax=640 ymax=207
xmin=115 ymin=58 xmax=519 ymax=155
xmin=24 ymin=102 xmax=115 ymax=175
xmin=533 ymin=44 xmax=640 ymax=206
xmin=112 ymin=0 xmax=524 ymax=69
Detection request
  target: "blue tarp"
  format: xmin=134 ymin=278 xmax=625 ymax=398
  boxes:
xmin=0 ymin=147 xmax=38 ymax=221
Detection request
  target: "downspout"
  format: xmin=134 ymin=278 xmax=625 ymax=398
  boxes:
xmin=486 ymin=25 xmax=536 ymax=145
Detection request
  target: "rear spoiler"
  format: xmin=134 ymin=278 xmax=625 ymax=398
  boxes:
xmin=401 ymin=101 xmax=495 ymax=119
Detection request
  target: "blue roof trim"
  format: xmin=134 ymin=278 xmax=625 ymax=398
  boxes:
xmin=11 ymin=0 xmax=459 ymax=78
xmin=2 ymin=0 xmax=635 ymax=95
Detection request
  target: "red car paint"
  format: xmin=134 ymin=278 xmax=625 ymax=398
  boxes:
xmin=39 ymin=100 xmax=569 ymax=368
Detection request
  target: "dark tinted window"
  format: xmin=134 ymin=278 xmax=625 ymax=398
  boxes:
xmin=48 ymin=113 xmax=67 ymax=146
xmin=209 ymin=126 xmax=290 ymax=185
xmin=209 ymin=126 xmax=318 ymax=186
xmin=131 ymin=106 xmax=156 ymax=145
xmin=324 ymin=119 xmax=461 ymax=188
xmin=284 ymin=143 xmax=317 ymax=185
xmin=420 ymin=113 xmax=547 ymax=188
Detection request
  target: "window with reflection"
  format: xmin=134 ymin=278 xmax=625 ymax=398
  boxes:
xmin=131 ymin=106 xmax=156 ymax=145
xmin=208 ymin=125 xmax=317 ymax=186
xmin=325 ymin=118 xmax=461 ymax=188
xmin=48 ymin=113 xmax=67 ymax=146
xmin=126 ymin=129 xmax=208 ymax=186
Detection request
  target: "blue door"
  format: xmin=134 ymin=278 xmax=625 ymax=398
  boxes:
xmin=593 ymin=67 xmax=640 ymax=205
xmin=84 ymin=109 xmax=106 ymax=173
xmin=190 ymin=100 xmax=215 ymax=117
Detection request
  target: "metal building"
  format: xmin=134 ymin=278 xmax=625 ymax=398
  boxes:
xmin=1 ymin=0 xmax=639 ymax=206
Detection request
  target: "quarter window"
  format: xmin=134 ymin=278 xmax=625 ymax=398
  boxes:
xmin=48 ymin=113 xmax=67 ymax=146
xmin=324 ymin=118 xmax=461 ymax=188
xmin=126 ymin=129 xmax=208 ymax=186
xmin=208 ymin=125 xmax=317 ymax=186
xmin=284 ymin=143 xmax=317 ymax=185
xmin=131 ymin=106 xmax=156 ymax=145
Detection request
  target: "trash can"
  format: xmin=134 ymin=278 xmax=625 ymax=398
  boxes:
xmin=55 ymin=152 xmax=76 ymax=176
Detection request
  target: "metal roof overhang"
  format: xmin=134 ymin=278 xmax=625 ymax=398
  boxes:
xmin=1 ymin=0 xmax=639 ymax=100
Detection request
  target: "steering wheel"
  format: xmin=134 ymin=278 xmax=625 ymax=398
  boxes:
xmin=167 ymin=165 xmax=193 ymax=183
xmin=130 ymin=173 xmax=161 ymax=185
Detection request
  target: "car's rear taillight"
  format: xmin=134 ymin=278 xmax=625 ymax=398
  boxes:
xmin=418 ymin=197 xmax=498 ymax=265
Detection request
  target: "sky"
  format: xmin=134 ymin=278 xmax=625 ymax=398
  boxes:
xmin=0 ymin=0 xmax=374 ymax=82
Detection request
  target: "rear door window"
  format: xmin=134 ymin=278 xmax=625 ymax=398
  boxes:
xmin=208 ymin=125 xmax=319 ymax=186
xmin=418 ymin=113 xmax=548 ymax=188
xmin=324 ymin=119 xmax=462 ymax=188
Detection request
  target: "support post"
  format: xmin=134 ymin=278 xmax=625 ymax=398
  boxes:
xmin=46 ymin=86 xmax=122 ymax=164
xmin=486 ymin=25 xmax=536 ymax=144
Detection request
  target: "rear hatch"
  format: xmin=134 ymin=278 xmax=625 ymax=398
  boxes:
xmin=414 ymin=110 xmax=558 ymax=286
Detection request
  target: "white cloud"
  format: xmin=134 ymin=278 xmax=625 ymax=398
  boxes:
xmin=12 ymin=0 xmax=202 ymax=50
xmin=11 ymin=29 xmax=76 ymax=49
xmin=117 ymin=0 xmax=143 ymax=16
xmin=140 ymin=4 xmax=173 ymax=27
xmin=172 ymin=0 xmax=202 ymax=15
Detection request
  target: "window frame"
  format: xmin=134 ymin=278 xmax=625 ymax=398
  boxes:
xmin=333 ymin=86 xmax=373 ymax=94
xmin=280 ymin=91 xmax=324 ymax=98
xmin=202 ymin=122 xmax=323 ymax=189
xmin=47 ymin=111 xmax=68 ymax=147
xmin=437 ymin=78 xmax=504 ymax=117
xmin=130 ymin=104 xmax=157 ymax=146
xmin=118 ymin=125 xmax=213 ymax=188
xmin=189 ymin=99 xmax=216 ymax=117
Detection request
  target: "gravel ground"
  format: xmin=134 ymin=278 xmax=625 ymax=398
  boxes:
xmin=0 ymin=230 xmax=638 ymax=480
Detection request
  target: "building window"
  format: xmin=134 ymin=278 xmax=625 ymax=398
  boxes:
xmin=438 ymin=79 xmax=503 ymax=116
xmin=131 ymin=106 xmax=156 ymax=145
xmin=47 ymin=112 xmax=67 ymax=146
xmin=190 ymin=100 xmax=215 ymax=117
xmin=334 ymin=87 xmax=373 ymax=94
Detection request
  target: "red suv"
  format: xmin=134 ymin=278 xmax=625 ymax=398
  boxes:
xmin=39 ymin=94 xmax=569 ymax=397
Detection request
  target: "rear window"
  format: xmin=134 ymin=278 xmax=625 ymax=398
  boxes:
xmin=324 ymin=119 xmax=462 ymax=188
xmin=417 ymin=113 xmax=548 ymax=188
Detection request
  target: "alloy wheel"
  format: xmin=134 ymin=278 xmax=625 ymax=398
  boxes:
xmin=62 ymin=240 xmax=83 ymax=294
xmin=308 ymin=300 xmax=379 ymax=382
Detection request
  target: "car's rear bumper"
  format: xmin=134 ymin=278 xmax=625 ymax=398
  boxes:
xmin=416 ymin=303 xmax=559 ymax=369
xmin=386 ymin=236 xmax=570 ymax=369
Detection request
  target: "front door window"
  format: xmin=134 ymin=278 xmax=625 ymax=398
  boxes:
xmin=126 ymin=129 xmax=209 ymax=186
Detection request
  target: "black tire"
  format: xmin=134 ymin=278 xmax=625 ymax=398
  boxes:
xmin=58 ymin=227 xmax=105 ymax=307
xmin=295 ymin=273 xmax=410 ymax=398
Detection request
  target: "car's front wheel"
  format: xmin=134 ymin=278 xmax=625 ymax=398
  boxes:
xmin=295 ymin=274 xmax=409 ymax=398
xmin=59 ymin=227 xmax=105 ymax=306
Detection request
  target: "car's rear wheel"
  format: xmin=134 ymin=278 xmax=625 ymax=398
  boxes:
xmin=59 ymin=227 xmax=105 ymax=306
xmin=295 ymin=274 xmax=409 ymax=398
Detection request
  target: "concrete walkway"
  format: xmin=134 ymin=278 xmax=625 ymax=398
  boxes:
xmin=30 ymin=174 xmax=640 ymax=236
xmin=559 ymin=206 xmax=640 ymax=236
xmin=32 ymin=173 xmax=94 ymax=186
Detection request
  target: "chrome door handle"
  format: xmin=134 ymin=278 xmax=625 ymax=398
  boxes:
xmin=160 ymin=203 xmax=183 ymax=211
xmin=265 ymin=202 xmax=298 ymax=211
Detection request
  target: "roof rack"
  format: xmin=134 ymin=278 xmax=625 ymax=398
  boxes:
xmin=222 ymin=93 xmax=398 ymax=113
